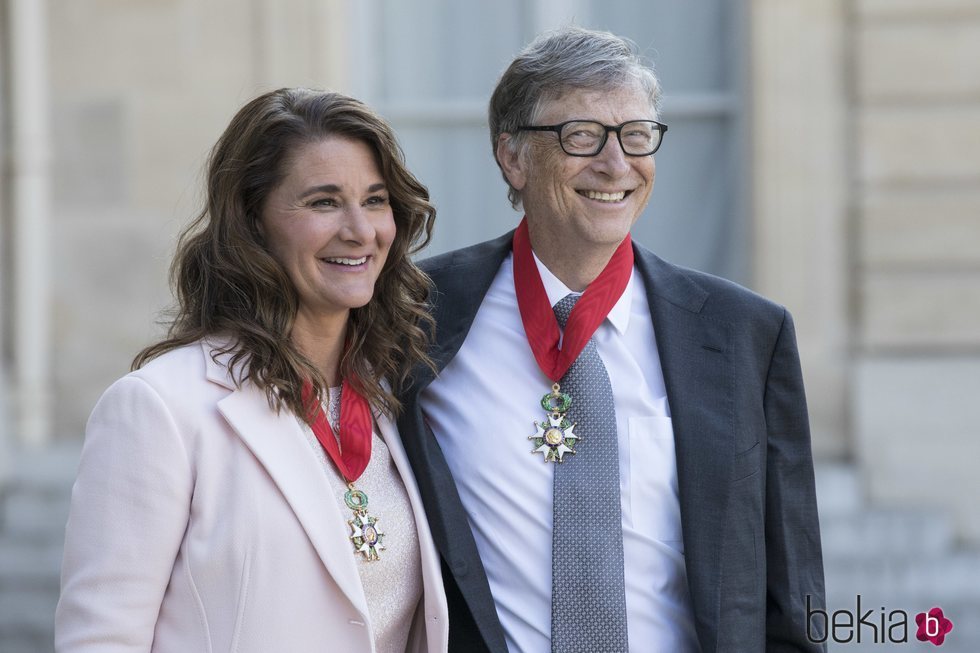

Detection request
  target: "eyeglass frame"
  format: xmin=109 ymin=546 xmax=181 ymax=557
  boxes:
xmin=516 ymin=119 xmax=668 ymax=157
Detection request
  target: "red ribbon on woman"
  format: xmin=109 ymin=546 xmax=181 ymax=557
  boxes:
xmin=303 ymin=380 xmax=373 ymax=482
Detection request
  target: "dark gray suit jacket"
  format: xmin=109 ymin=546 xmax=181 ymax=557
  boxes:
xmin=396 ymin=231 xmax=826 ymax=653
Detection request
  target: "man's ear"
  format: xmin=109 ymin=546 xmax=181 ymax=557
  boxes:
xmin=496 ymin=133 xmax=527 ymax=191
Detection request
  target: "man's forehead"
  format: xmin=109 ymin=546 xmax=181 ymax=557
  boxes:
xmin=536 ymin=85 xmax=655 ymax=121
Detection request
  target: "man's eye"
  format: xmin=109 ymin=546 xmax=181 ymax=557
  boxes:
xmin=311 ymin=198 xmax=337 ymax=208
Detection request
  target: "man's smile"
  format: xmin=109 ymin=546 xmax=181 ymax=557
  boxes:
xmin=577 ymin=189 xmax=633 ymax=203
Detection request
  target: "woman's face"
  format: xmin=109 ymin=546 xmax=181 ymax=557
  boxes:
xmin=260 ymin=136 xmax=396 ymax=328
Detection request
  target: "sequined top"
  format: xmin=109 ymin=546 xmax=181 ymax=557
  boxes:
xmin=300 ymin=386 xmax=424 ymax=653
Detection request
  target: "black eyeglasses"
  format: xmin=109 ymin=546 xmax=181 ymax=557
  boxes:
xmin=517 ymin=119 xmax=668 ymax=157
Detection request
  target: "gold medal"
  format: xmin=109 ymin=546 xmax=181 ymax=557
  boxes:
xmin=345 ymin=484 xmax=385 ymax=561
xmin=529 ymin=383 xmax=580 ymax=463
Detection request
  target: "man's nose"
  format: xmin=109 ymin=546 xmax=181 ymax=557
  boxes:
xmin=592 ymin=132 xmax=631 ymax=176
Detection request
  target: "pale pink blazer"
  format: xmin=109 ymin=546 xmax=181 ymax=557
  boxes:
xmin=56 ymin=340 xmax=449 ymax=652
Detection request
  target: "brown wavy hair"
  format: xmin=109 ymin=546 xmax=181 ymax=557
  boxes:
xmin=133 ymin=88 xmax=435 ymax=419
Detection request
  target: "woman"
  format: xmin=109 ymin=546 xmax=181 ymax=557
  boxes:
xmin=55 ymin=88 xmax=448 ymax=653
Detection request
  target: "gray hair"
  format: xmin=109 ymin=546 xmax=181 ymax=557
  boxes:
xmin=489 ymin=26 xmax=663 ymax=209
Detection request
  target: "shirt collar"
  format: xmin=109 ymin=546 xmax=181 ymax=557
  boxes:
xmin=531 ymin=250 xmax=633 ymax=336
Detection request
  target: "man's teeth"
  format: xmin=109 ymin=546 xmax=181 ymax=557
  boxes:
xmin=584 ymin=190 xmax=626 ymax=202
xmin=322 ymin=256 xmax=367 ymax=266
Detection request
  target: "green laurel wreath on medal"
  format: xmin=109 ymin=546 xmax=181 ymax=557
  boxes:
xmin=345 ymin=485 xmax=385 ymax=561
xmin=529 ymin=383 xmax=580 ymax=463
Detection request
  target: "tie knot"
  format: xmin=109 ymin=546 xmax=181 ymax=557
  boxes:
xmin=553 ymin=293 xmax=581 ymax=329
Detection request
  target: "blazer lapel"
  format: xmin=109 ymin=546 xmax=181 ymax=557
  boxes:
xmin=634 ymin=247 xmax=733 ymax=651
xmin=376 ymin=413 xmax=450 ymax=653
xmin=202 ymin=343 xmax=368 ymax=620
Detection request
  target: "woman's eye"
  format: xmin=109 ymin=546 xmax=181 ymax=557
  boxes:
xmin=365 ymin=195 xmax=389 ymax=206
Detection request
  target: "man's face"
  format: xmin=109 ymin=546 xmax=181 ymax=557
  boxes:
xmin=504 ymin=85 xmax=657 ymax=263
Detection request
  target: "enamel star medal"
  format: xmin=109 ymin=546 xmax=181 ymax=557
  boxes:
xmin=304 ymin=380 xmax=384 ymax=561
xmin=344 ymin=483 xmax=385 ymax=561
xmin=529 ymin=383 xmax=580 ymax=463
xmin=511 ymin=217 xmax=633 ymax=467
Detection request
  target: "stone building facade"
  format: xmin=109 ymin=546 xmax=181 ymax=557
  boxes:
xmin=2 ymin=0 xmax=980 ymax=650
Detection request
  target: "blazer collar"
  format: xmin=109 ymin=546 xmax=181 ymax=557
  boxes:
xmin=201 ymin=340 xmax=370 ymax=620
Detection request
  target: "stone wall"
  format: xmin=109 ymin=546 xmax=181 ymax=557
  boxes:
xmin=852 ymin=0 xmax=980 ymax=542
xmin=5 ymin=0 xmax=980 ymax=547
xmin=43 ymin=0 xmax=349 ymax=437
xmin=750 ymin=0 xmax=849 ymax=459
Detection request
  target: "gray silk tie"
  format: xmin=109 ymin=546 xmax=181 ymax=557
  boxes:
xmin=551 ymin=293 xmax=629 ymax=652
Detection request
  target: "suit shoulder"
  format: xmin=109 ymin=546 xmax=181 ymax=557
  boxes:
xmin=418 ymin=231 xmax=514 ymax=279
xmin=112 ymin=341 xmax=228 ymax=415
xmin=690 ymin=267 xmax=783 ymax=317
xmin=636 ymin=244 xmax=787 ymax=327
xmin=130 ymin=342 xmax=207 ymax=387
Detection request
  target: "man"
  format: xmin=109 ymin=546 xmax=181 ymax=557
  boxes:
xmin=398 ymin=26 xmax=825 ymax=653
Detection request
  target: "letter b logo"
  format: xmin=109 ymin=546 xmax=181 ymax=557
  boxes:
xmin=806 ymin=595 xmax=828 ymax=643
xmin=916 ymin=607 xmax=953 ymax=646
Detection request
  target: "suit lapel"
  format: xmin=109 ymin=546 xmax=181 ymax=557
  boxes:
xmin=634 ymin=247 xmax=733 ymax=650
xmin=407 ymin=232 xmax=513 ymax=558
xmin=400 ymin=234 xmax=514 ymax=653
xmin=202 ymin=343 xmax=368 ymax=620
xmin=417 ymin=231 xmax=515 ymax=388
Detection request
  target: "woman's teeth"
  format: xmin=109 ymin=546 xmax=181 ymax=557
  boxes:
xmin=322 ymin=256 xmax=367 ymax=266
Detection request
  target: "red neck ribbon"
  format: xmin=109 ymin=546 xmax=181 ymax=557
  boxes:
xmin=303 ymin=379 xmax=373 ymax=483
xmin=512 ymin=217 xmax=634 ymax=382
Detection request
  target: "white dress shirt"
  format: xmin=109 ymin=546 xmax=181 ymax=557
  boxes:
xmin=421 ymin=252 xmax=699 ymax=653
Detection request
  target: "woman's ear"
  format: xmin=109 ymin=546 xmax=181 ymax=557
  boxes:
xmin=496 ymin=133 xmax=527 ymax=191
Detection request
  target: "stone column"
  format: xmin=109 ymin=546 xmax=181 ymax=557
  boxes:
xmin=0 ymin=3 xmax=9 ymax=474
xmin=9 ymin=0 xmax=53 ymax=447
xmin=250 ymin=0 xmax=351 ymax=90
xmin=750 ymin=0 xmax=850 ymax=458
xmin=852 ymin=0 xmax=980 ymax=544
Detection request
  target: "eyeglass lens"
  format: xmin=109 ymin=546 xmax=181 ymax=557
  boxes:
xmin=560 ymin=121 xmax=661 ymax=156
